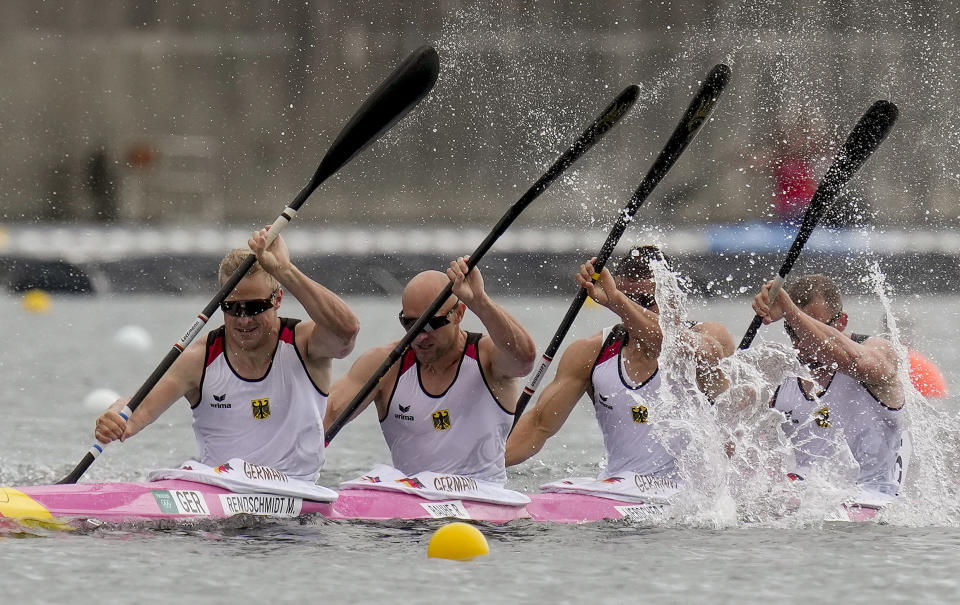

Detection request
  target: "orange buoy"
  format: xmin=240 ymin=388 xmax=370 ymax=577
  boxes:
xmin=908 ymin=349 xmax=948 ymax=398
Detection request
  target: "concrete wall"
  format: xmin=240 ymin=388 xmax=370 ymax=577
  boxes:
xmin=0 ymin=0 xmax=957 ymax=229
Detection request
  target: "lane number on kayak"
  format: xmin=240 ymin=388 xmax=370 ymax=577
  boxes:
xmin=419 ymin=500 xmax=471 ymax=520
xmin=152 ymin=490 xmax=211 ymax=516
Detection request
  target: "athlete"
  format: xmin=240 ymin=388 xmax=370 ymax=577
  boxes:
xmin=753 ymin=274 xmax=909 ymax=496
xmin=325 ymin=257 xmax=536 ymax=485
xmin=506 ymin=246 xmax=734 ymax=481
xmin=94 ymin=227 xmax=359 ymax=481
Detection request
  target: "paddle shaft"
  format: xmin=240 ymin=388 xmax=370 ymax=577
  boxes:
xmin=511 ymin=64 xmax=732 ymax=428
xmin=324 ymin=84 xmax=642 ymax=445
xmin=738 ymin=100 xmax=900 ymax=350
xmin=57 ymin=46 xmax=441 ymax=485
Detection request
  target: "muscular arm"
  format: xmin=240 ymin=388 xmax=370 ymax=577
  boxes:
xmin=605 ymin=290 xmax=661 ymax=357
xmin=324 ymin=345 xmax=396 ymax=431
xmin=505 ymin=336 xmax=598 ymax=466
xmin=578 ymin=260 xmax=661 ymax=357
xmin=468 ymin=294 xmax=537 ymax=379
xmin=691 ymin=321 xmax=733 ymax=400
xmin=753 ymin=280 xmax=902 ymax=408
xmin=784 ymin=308 xmax=902 ymax=407
xmin=95 ymin=340 xmax=205 ymax=443
xmin=447 ymin=256 xmax=536 ymax=379
xmin=278 ymin=264 xmax=359 ymax=360
xmin=250 ymin=228 xmax=359 ymax=360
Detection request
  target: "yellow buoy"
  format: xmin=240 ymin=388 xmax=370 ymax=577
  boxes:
xmin=427 ymin=521 xmax=489 ymax=561
xmin=21 ymin=289 xmax=52 ymax=313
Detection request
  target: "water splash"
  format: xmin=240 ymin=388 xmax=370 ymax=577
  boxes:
xmin=868 ymin=262 xmax=960 ymax=526
xmin=649 ymin=259 xmax=738 ymax=527
xmin=641 ymin=257 xmax=960 ymax=527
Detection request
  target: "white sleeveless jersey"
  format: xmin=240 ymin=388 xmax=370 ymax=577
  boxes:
xmin=771 ymin=363 xmax=908 ymax=495
xmin=770 ymin=377 xmax=849 ymax=477
xmin=590 ymin=325 xmax=688 ymax=480
xmin=193 ymin=318 xmax=328 ymax=481
xmin=380 ymin=332 xmax=513 ymax=484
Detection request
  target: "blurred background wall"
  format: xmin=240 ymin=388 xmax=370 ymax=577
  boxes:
xmin=0 ymin=0 xmax=957 ymax=229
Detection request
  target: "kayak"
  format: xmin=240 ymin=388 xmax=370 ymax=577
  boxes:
xmin=0 ymin=480 xmax=876 ymax=528
xmin=0 ymin=480 xmax=664 ymax=526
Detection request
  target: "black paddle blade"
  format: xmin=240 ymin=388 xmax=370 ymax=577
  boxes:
xmin=55 ymin=48 xmax=440 ymax=485
xmin=299 ymin=45 xmax=440 ymax=208
xmin=601 ymin=63 xmax=731 ymax=260
xmin=795 ymin=100 xmax=899 ymax=245
xmin=510 ymin=65 xmax=732 ymax=428
xmin=738 ymin=100 xmax=899 ymax=350
xmin=658 ymin=63 xmax=731 ymax=169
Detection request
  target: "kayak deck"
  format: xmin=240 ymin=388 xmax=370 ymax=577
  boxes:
xmin=0 ymin=480 xmax=877 ymax=526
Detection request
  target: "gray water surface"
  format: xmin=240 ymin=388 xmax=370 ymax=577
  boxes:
xmin=2 ymin=293 xmax=959 ymax=604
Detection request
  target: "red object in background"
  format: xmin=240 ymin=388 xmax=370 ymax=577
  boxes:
xmin=773 ymin=157 xmax=817 ymax=221
xmin=908 ymin=349 xmax=948 ymax=398
xmin=125 ymin=144 xmax=155 ymax=168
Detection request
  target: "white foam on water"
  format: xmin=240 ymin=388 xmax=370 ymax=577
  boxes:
xmin=649 ymin=259 xmax=739 ymax=528
xmin=866 ymin=263 xmax=960 ymax=526
xmin=640 ymin=259 xmax=960 ymax=527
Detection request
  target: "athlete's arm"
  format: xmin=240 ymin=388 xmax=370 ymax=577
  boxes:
xmin=578 ymin=260 xmax=661 ymax=358
xmin=505 ymin=336 xmax=598 ymax=466
xmin=249 ymin=227 xmax=359 ymax=361
xmin=692 ymin=322 xmax=733 ymax=400
xmin=94 ymin=339 xmax=205 ymax=443
xmin=447 ymin=256 xmax=536 ymax=379
xmin=754 ymin=281 xmax=902 ymax=408
xmin=822 ymin=334 xmax=902 ymax=408
xmin=324 ymin=344 xmax=396 ymax=430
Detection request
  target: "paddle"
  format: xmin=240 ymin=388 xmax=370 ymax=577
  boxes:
xmin=510 ymin=64 xmax=732 ymax=429
xmin=324 ymin=84 xmax=642 ymax=445
xmin=57 ymin=45 xmax=441 ymax=484
xmin=738 ymin=100 xmax=899 ymax=350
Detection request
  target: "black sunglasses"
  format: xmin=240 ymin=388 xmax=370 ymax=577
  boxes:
xmin=221 ymin=290 xmax=278 ymax=317
xmin=398 ymin=300 xmax=459 ymax=332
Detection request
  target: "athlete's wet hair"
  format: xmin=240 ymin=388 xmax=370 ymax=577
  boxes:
xmin=613 ymin=245 xmax=671 ymax=280
xmin=218 ymin=248 xmax=280 ymax=291
xmin=785 ymin=274 xmax=842 ymax=314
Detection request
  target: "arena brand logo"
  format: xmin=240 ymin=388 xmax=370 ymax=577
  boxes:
xmin=814 ymin=406 xmax=831 ymax=428
xmin=631 ymin=404 xmax=648 ymax=423
xmin=597 ymin=393 xmax=613 ymax=409
xmin=432 ymin=409 xmax=451 ymax=431
xmin=251 ymin=398 xmax=271 ymax=419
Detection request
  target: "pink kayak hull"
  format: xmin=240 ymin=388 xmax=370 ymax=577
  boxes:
xmin=0 ymin=481 xmax=876 ymax=525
